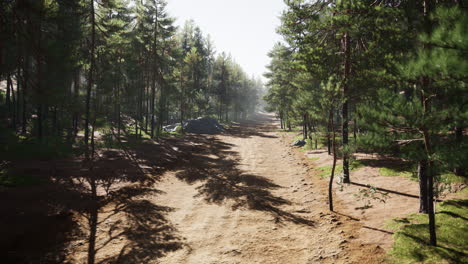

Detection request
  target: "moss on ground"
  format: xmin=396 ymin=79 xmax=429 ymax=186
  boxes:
xmin=386 ymin=199 xmax=468 ymax=264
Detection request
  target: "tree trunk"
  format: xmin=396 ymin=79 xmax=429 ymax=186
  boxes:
xmin=418 ymin=160 xmax=429 ymax=214
xmin=73 ymin=68 xmax=80 ymax=138
xmin=22 ymin=56 xmax=29 ymax=134
xmin=85 ymin=0 xmax=96 ymax=160
xmin=14 ymin=70 xmax=21 ymax=131
xmin=422 ymin=0 xmax=436 ymax=247
xmin=150 ymin=10 xmax=159 ymax=138
xmin=11 ymin=74 xmax=17 ymax=129
xmin=329 ymin=110 xmax=337 ymax=211
xmin=280 ymin=111 xmax=283 ymax=129
xmin=36 ymin=0 xmax=45 ymax=141
xmin=150 ymin=72 xmax=156 ymax=138
xmin=303 ymin=113 xmax=308 ymax=140
xmin=454 ymin=126 xmax=464 ymax=176
xmin=426 ymin=160 xmax=437 ymax=246
xmin=342 ymin=32 xmax=351 ymax=184
xmin=327 ymin=110 xmax=332 ymax=155
xmin=117 ymin=81 xmax=121 ymax=139
xmin=353 ymin=118 xmax=357 ymax=144
xmin=6 ymin=74 xmax=11 ymax=113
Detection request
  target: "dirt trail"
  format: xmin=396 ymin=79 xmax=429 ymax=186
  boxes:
xmin=63 ymin=113 xmax=378 ymax=263
xmin=152 ymin=113 xmax=349 ymax=264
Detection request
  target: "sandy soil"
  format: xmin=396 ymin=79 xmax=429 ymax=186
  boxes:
xmin=66 ymin=113 xmax=376 ymax=264
xmin=1 ymin=113 xmax=385 ymax=264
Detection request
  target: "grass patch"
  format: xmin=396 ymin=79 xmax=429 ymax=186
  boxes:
xmin=316 ymin=164 xmax=343 ymax=178
xmin=380 ymin=167 xmax=415 ymax=180
xmin=124 ymin=125 xmax=152 ymax=139
xmin=439 ymin=172 xmax=468 ymax=185
xmin=0 ymin=170 xmax=47 ymax=187
xmin=1 ymin=138 xmax=75 ymax=160
xmin=379 ymin=166 xmax=467 ymax=185
xmin=276 ymin=126 xmax=302 ymax=134
xmin=315 ymin=160 xmax=365 ymax=178
xmin=98 ymin=132 xmax=151 ymax=149
xmin=0 ymin=124 xmax=75 ymax=166
xmin=309 ymin=157 xmax=320 ymax=161
xmin=303 ymin=138 xmax=316 ymax=150
xmin=386 ymin=199 xmax=468 ymax=264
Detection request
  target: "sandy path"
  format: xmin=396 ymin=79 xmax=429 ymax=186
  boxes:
xmin=154 ymin=114 xmax=348 ymax=264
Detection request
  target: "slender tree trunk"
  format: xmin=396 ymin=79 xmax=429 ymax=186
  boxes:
xmin=6 ymin=74 xmax=11 ymax=111
xmin=117 ymin=81 xmax=121 ymax=139
xmin=422 ymin=0 xmax=436 ymax=246
xmin=73 ymin=68 xmax=80 ymax=138
xmin=87 ymin=139 xmax=97 ymax=264
xmin=342 ymin=32 xmax=351 ymax=184
xmin=327 ymin=110 xmax=332 ymax=155
xmin=6 ymin=74 xmax=13 ymax=127
xmin=150 ymin=73 xmax=156 ymax=138
xmin=329 ymin=110 xmax=337 ymax=211
xmin=280 ymin=111 xmax=283 ymax=129
xmin=454 ymin=126 xmax=464 ymax=176
xmin=31 ymin=0 xmax=46 ymax=141
xmin=150 ymin=10 xmax=158 ymax=138
xmin=156 ymin=79 xmax=165 ymax=139
xmin=22 ymin=55 xmax=29 ymax=134
xmin=85 ymin=0 xmax=96 ymax=160
xmin=11 ymin=75 xmax=17 ymax=129
xmin=145 ymin=84 xmax=149 ymax=132
xmin=303 ymin=113 xmax=307 ymax=140
xmin=179 ymin=72 xmax=185 ymax=133
xmin=353 ymin=117 xmax=357 ymax=144
xmin=418 ymin=160 xmax=429 ymax=213
xmin=15 ymin=70 xmax=21 ymax=131
xmin=426 ymin=159 xmax=437 ymax=246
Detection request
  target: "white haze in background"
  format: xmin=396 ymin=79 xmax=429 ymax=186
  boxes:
xmin=166 ymin=0 xmax=286 ymax=82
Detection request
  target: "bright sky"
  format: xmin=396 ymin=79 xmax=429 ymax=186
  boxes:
xmin=165 ymin=0 xmax=286 ymax=82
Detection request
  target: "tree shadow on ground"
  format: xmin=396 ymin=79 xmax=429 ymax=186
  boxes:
xmin=0 ymin=114 xmax=310 ymax=263
xmin=95 ymin=186 xmax=184 ymax=264
xmin=0 ymin=180 xmax=84 ymax=264
xmin=0 ymin=142 xmax=183 ymax=264
xmin=170 ymin=134 xmax=314 ymax=226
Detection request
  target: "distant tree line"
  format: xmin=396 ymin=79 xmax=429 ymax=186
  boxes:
xmin=0 ymin=0 xmax=262 ymax=158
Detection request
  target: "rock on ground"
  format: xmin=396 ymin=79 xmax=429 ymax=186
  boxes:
xmin=183 ymin=117 xmax=224 ymax=134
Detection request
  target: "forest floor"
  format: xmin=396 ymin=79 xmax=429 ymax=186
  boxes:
xmin=2 ymin=113 xmax=465 ymax=263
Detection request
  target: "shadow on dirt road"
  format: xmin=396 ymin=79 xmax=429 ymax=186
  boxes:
xmin=0 ymin=113 xmax=311 ymax=263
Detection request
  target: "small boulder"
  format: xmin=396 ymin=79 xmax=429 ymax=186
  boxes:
xmin=291 ymin=139 xmax=306 ymax=147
